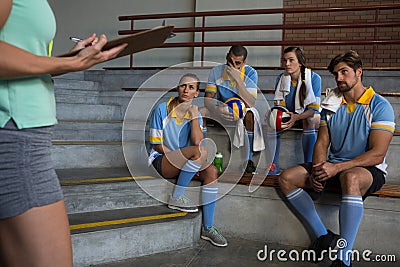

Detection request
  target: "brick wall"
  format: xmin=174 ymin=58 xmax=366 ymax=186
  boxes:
xmin=282 ymin=0 xmax=400 ymax=68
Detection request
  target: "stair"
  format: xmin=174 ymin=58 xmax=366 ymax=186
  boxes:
xmin=57 ymin=168 xmax=200 ymax=266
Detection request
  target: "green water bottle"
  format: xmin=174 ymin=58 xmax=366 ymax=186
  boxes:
xmin=214 ymin=152 xmax=223 ymax=174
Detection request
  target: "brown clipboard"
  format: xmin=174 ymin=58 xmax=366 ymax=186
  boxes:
xmin=59 ymin=25 xmax=174 ymax=58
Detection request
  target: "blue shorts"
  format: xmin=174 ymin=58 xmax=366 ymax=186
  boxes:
xmin=0 ymin=120 xmax=63 ymax=219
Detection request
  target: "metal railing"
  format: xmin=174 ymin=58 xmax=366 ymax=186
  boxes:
xmin=118 ymin=4 xmax=400 ymax=69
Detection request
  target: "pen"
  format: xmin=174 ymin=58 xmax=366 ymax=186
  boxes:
xmin=69 ymin=37 xmax=82 ymax=43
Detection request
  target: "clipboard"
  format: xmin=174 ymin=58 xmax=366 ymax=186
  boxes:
xmin=59 ymin=25 xmax=174 ymax=58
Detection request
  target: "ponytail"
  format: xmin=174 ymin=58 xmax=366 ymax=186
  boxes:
xmin=167 ymin=97 xmax=180 ymax=115
xmin=299 ymin=66 xmax=307 ymax=108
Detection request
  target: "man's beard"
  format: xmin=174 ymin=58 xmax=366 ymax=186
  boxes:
xmin=337 ymin=77 xmax=358 ymax=93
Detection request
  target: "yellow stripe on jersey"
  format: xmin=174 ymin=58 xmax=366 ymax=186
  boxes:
xmin=371 ymin=124 xmax=395 ymax=133
xmin=149 ymin=136 xmax=163 ymax=143
xmin=320 ymin=121 xmax=327 ymax=127
xmin=274 ymin=100 xmax=286 ymax=107
xmin=307 ymin=103 xmax=320 ymax=110
xmin=205 ymin=85 xmax=217 ymax=93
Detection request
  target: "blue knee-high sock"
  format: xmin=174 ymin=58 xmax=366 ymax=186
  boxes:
xmin=302 ymin=129 xmax=316 ymax=163
xmin=286 ymin=188 xmax=328 ymax=238
xmin=267 ymin=132 xmax=280 ymax=166
xmin=202 ymin=126 xmax=207 ymax=139
xmin=247 ymin=130 xmax=254 ymax=161
xmin=337 ymin=195 xmax=364 ymax=266
xmin=172 ymin=160 xmax=201 ymax=199
xmin=202 ymin=185 xmax=218 ymax=229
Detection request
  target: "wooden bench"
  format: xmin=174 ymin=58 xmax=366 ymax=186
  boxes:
xmin=221 ymin=173 xmax=400 ymax=198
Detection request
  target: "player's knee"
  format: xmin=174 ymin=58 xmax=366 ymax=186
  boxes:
xmin=340 ymin=172 xmax=361 ymax=190
xmin=302 ymin=114 xmax=320 ymax=129
xmin=190 ymin=145 xmax=203 ymax=160
xmin=199 ymin=146 xmax=208 ymax=160
xmin=203 ymin=165 xmax=218 ymax=185
xmin=279 ymin=171 xmax=294 ymax=192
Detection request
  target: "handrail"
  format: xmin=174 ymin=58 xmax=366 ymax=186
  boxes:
xmin=119 ymin=4 xmax=400 ymax=20
xmin=118 ymin=22 xmax=400 ymax=35
xmin=118 ymin=4 xmax=400 ymax=69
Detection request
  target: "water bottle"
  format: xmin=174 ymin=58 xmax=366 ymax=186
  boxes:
xmin=213 ymin=152 xmax=223 ymax=174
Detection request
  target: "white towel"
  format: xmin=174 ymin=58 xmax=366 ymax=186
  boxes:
xmin=274 ymin=68 xmax=316 ymax=114
xmin=321 ymin=87 xmax=343 ymax=112
xmin=233 ymin=107 xmax=265 ymax=151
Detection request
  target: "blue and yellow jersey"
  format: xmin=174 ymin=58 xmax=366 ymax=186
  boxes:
xmin=148 ymin=98 xmax=203 ymax=164
xmin=320 ymin=87 xmax=395 ymax=174
xmin=274 ymin=71 xmax=321 ymax=113
xmin=205 ymin=64 xmax=258 ymax=102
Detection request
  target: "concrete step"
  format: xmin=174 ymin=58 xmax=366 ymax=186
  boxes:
xmin=55 ymin=88 xmax=100 ymax=104
xmin=54 ymin=78 xmax=101 ymax=91
xmin=54 ymin=120 xmax=122 ymax=142
xmin=69 ymin=205 xmax=201 ymax=266
xmin=58 ymin=167 xmax=161 ymax=213
xmin=56 ymin=71 xmax=85 ymax=80
xmin=56 ymin=103 xmax=122 ymax=121
xmin=51 ymin=141 xmax=126 ymax=169
xmin=98 ymin=91 xmax=134 ymax=107
xmin=53 ymin=77 xmax=102 ymax=104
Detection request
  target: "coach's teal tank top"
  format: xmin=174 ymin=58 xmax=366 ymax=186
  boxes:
xmin=0 ymin=0 xmax=57 ymax=129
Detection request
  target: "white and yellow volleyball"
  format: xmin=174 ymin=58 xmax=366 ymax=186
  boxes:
xmin=224 ymin=97 xmax=247 ymax=121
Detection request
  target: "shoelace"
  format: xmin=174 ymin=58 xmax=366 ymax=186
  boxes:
xmin=208 ymin=226 xmax=222 ymax=237
xmin=177 ymin=195 xmax=190 ymax=204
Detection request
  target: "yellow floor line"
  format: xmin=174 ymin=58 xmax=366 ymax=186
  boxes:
xmin=60 ymin=176 xmax=155 ymax=185
xmin=70 ymin=212 xmax=187 ymax=231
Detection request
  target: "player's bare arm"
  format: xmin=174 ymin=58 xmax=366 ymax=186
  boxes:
xmin=310 ymin=125 xmax=330 ymax=191
xmin=189 ymin=105 xmax=204 ymax=146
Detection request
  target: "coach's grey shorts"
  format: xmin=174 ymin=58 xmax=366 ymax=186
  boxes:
xmin=0 ymin=120 xmax=63 ymax=219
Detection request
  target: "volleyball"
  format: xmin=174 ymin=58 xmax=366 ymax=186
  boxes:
xmin=224 ymin=97 xmax=247 ymax=121
xmin=267 ymin=106 xmax=291 ymax=131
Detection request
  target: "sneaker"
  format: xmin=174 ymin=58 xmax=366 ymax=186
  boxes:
xmin=245 ymin=160 xmax=257 ymax=174
xmin=201 ymin=226 xmax=228 ymax=247
xmin=310 ymin=230 xmax=340 ymax=262
xmin=167 ymin=195 xmax=198 ymax=213
xmin=331 ymin=259 xmax=351 ymax=267
xmin=267 ymin=163 xmax=281 ymax=176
